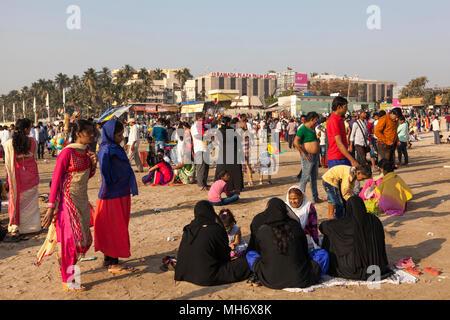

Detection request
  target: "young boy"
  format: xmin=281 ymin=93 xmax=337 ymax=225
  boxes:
xmin=322 ymin=164 xmax=372 ymax=219
xmin=208 ymin=171 xmax=240 ymax=206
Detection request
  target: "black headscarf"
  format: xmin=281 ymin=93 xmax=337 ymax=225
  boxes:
xmin=262 ymin=198 xmax=290 ymax=225
xmin=319 ymin=196 xmax=392 ymax=280
xmin=184 ymin=200 xmax=224 ymax=244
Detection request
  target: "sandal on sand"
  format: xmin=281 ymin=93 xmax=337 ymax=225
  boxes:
xmin=160 ymin=256 xmax=177 ymax=272
xmin=405 ymin=266 xmax=421 ymax=276
xmin=3 ymin=233 xmax=28 ymax=243
xmin=63 ymin=282 xmax=86 ymax=292
xmin=246 ymin=274 xmax=262 ymax=287
xmin=423 ymin=267 xmax=441 ymax=276
xmin=108 ymin=265 xmax=136 ymax=274
xmin=395 ymin=257 xmax=415 ymax=269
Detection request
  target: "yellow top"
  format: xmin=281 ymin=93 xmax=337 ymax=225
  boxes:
xmin=322 ymin=165 xmax=357 ymax=200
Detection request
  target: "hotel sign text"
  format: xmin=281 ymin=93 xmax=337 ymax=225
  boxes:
xmin=211 ymin=72 xmax=276 ymax=80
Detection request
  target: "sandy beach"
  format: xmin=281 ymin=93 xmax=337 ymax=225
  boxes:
xmin=0 ymin=131 xmax=449 ymax=300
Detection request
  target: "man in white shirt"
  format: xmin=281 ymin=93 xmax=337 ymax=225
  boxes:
xmin=432 ymin=116 xmax=440 ymax=144
xmin=191 ymin=113 xmax=210 ymax=190
xmin=126 ymin=118 xmax=144 ymax=172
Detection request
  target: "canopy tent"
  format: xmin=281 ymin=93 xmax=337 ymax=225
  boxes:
xmin=181 ymin=103 xmax=205 ymax=116
xmin=230 ymin=96 xmax=265 ymax=108
xmin=98 ymin=105 xmax=132 ymax=122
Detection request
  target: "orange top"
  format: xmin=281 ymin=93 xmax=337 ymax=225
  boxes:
xmin=375 ymin=115 xmax=399 ymax=146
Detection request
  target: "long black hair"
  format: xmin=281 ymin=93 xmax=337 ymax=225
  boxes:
xmin=70 ymin=119 xmax=94 ymax=142
xmin=264 ymin=198 xmax=293 ymax=256
xmin=12 ymin=118 xmax=32 ymax=155
xmin=272 ymin=223 xmax=293 ymax=256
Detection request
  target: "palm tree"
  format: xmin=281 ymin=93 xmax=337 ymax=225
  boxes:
xmin=82 ymin=68 xmax=98 ymax=115
xmin=152 ymin=68 xmax=166 ymax=80
xmin=98 ymin=67 xmax=114 ymax=112
xmin=122 ymin=64 xmax=135 ymax=81
xmin=175 ymin=70 xmax=184 ymax=89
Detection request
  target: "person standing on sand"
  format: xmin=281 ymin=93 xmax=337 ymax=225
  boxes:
xmin=3 ymin=119 xmax=41 ymax=242
xmin=93 ymin=119 xmax=138 ymax=274
xmin=326 ymin=97 xmax=359 ymax=169
xmin=38 ymin=120 xmax=97 ymax=292
xmin=374 ymin=107 xmax=401 ymax=163
xmin=294 ymin=112 xmax=323 ymax=204
xmin=432 ymin=115 xmax=440 ymax=145
xmin=125 ymin=118 xmax=144 ymax=173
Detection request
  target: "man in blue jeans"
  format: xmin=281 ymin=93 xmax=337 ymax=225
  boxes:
xmin=294 ymin=112 xmax=323 ymax=203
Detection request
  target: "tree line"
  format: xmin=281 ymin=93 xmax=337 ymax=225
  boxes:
xmin=400 ymin=76 xmax=450 ymax=106
xmin=0 ymin=65 xmax=193 ymax=122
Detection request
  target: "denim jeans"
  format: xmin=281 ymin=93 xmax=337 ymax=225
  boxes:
xmin=155 ymin=141 xmax=165 ymax=153
xmin=209 ymin=194 xmax=239 ymax=206
xmin=322 ymin=180 xmax=345 ymax=219
xmin=300 ymin=153 xmax=319 ymax=201
xmin=397 ymin=141 xmax=408 ymax=164
xmin=433 ymin=131 xmax=440 ymax=144
xmin=327 ymin=158 xmax=351 ymax=169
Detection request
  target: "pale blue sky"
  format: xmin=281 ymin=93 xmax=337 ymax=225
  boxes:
xmin=1 ymin=0 xmax=450 ymax=94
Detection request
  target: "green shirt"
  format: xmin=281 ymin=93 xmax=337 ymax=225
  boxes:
xmin=296 ymin=125 xmax=318 ymax=144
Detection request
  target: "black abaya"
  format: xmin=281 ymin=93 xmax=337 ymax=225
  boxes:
xmin=319 ymin=196 xmax=392 ymax=280
xmin=214 ymin=125 xmax=244 ymax=192
xmin=249 ymin=198 xmax=322 ymax=289
xmin=174 ymin=201 xmax=251 ymax=286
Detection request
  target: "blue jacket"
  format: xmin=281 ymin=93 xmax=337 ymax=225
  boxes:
xmin=151 ymin=125 xmax=168 ymax=142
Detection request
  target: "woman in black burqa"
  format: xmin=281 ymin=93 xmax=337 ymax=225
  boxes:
xmin=214 ymin=117 xmax=244 ymax=193
xmin=319 ymin=196 xmax=393 ymax=280
xmin=174 ymin=200 xmax=251 ymax=286
xmin=246 ymin=198 xmax=325 ymax=289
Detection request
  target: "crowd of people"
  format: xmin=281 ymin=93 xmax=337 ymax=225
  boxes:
xmin=0 ymin=96 xmax=447 ymax=292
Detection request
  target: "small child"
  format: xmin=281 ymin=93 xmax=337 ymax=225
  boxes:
xmin=208 ymin=171 xmax=240 ymax=206
xmin=258 ymin=151 xmax=272 ymax=185
xmin=218 ymin=209 xmax=248 ymax=259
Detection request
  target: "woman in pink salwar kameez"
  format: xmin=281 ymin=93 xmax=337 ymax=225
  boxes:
xmin=37 ymin=120 xmax=97 ymax=292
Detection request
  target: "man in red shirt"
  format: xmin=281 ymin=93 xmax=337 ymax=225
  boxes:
xmin=326 ymin=97 xmax=359 ymax=169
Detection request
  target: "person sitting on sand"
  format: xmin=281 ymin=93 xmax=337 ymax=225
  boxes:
xmin=174 ymin=201 xmax=251 ymax=286
xmin=218 ymin=208 xmax=248 ymax=259
xmin=245 ymin=198 xmax=329 ymax=289
xmin=172 ymin=161 xmax=195 ymax=185
xmin=142 ymin=153 xmax=174 ymax=186
xmin=285 ymin=186 xmax=321 ymax=251
xmin=208 ymin=170 xmax=240 ymax=206
xmin=371 ymin=159 xmax=412 ymax=216
xmin=319 ymin=196 xmax=393 ymax=281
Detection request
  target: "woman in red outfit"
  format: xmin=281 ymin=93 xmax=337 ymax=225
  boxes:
xmin=93 ymin=119 xmax=138 ymax=274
